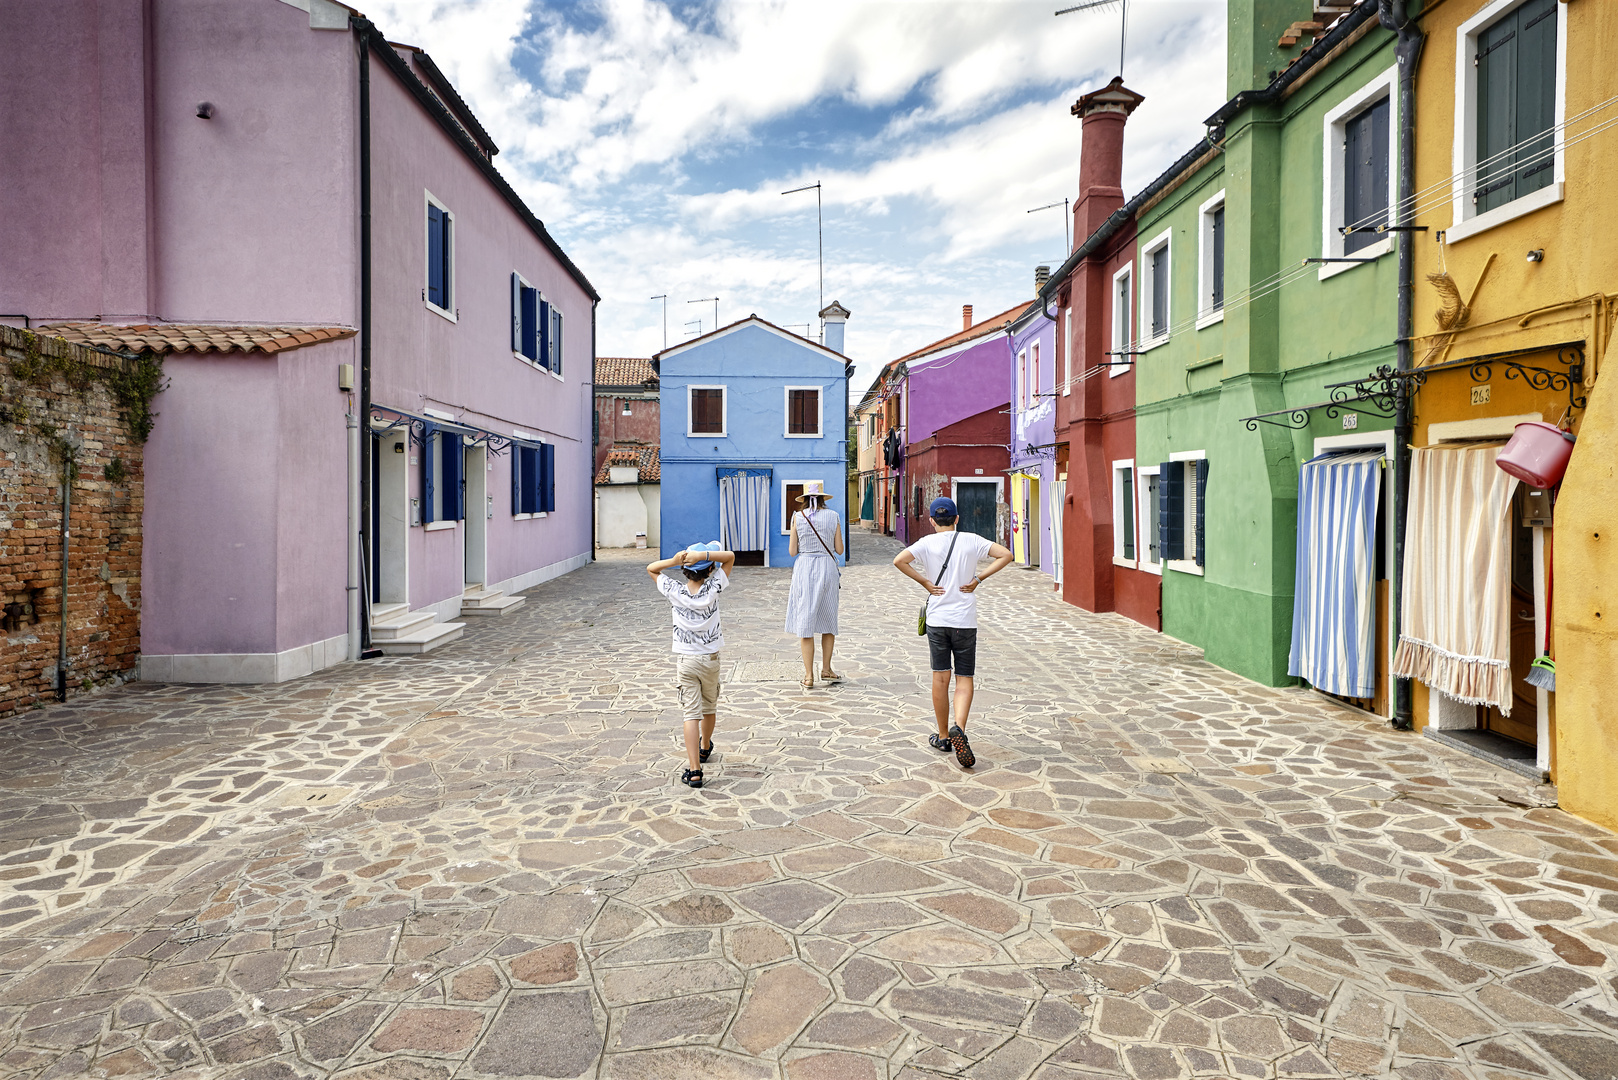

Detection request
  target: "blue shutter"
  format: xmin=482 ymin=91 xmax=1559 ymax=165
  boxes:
xmin=511 ymin=273 xmax=523 ymax=353
xmin=521 ymin=287 xmax=538 ymax=361
xmin=511 ymin=444 xmax=521 ymax=515
xmin=1211 ymin=206 xmax=1225 ymax=309
xmin=427 ymin=206 xmax=444 ymax=308
xmin=541 ymin=443 xmax=556 ymax=513
xmin=537 ymin=299 xmax=552 ymax=371
xmin=422 ymin=426 xmax=437 ymax=525
xmin=1194 ymin=458 xmax=1209 ymax=567
xmin=1151 ymin=246 xmax=1169 ymax=337
xmin=440 ymin=212 xmax=452 ymax=310
xmin=521 ymin=446 xmax=541 ymax=514
xmin=441 ymin=435 xmax=464 ymax=521
xmin=551 ymin=308 xmax=563 ymax=375
xmin=1160 ymin=461 xmax=1183 ymax=561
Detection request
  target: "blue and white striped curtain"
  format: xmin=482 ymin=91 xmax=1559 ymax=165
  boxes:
xmin=719 ymin=471 xmax=770 ymax=555
xmin=1288 ymin=450 xmax=1383 ymax=698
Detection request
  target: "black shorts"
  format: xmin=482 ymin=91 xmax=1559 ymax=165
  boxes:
xmin=927 ymin=626 xmax=977 ymax=678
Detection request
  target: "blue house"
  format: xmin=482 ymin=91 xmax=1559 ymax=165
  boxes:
xmin=656 ymin=305 xmax=852 ymax=567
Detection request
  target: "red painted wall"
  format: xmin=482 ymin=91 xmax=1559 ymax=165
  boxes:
xmin=594 ymin=393 xmax=659 ymax=475
xmin=902 ymin=405 xmax=1010 ymax=542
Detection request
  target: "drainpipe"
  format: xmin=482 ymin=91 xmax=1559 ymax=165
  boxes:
xmin=355 ymin=19 xmax=374 ymax=650
xmin=591 ymin=300 xmax=599 ymax=560
xmin=56 ymin=455 xmax=71 ymax=702
xmin=1381 ymin=0 xmax=1423 ymax=730
xmin=346 ymin=408 xmax=360 ymax=661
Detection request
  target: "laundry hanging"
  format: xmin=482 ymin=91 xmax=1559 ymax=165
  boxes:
xmin=1392 ymin=444 xmax=1520 ymax=714
xmin=717 ymin=469 xmax=770 ymax=557
xmin=1288 ymin=450 xmax=1383 ymax=699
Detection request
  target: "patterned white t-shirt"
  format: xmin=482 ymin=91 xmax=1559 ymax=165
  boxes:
xmin=656 ymin=567 xmax=729 ymax=655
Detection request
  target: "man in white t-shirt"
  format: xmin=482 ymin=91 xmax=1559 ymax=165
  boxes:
xmin=893 ymin=497 xmax=1014 ymax=768
xmin=647 ymin=540 xmax=736 ymax=789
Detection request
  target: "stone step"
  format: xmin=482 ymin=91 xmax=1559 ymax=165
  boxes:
xmin=370 ymin=609 xmax=435 ymax=640
xmin=370 ymin=601 xmax=410 ymax=622
xmin=460 ymin=593 xmax=525 ymax=617
xmin=374 ymin=620 xmax=464 ymax=656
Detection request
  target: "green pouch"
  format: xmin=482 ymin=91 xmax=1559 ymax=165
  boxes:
xmin=917 ymin=604 xmax=928 ymax=636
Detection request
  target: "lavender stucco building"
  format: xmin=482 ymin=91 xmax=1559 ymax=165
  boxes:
xmin=1 ymin=0 xmax=598 ymax=682
xmin=1008 ymin=292 xmax=1059 ymax=585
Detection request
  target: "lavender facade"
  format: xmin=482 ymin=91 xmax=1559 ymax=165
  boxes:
xmin=1 ymin=0 xmax=598 ymax=681
xmin=1007 ymin=298 xmax=1058 ymax=583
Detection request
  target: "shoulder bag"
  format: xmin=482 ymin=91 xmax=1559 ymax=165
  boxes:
xmin=917 ymin=530 xmax=961 ymax=636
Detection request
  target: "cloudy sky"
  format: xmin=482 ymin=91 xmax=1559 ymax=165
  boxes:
xmin=366 ymin=0 xmax=1230 ymax=389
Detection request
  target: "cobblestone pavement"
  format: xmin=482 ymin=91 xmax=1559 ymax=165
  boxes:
xmin=2 ymin=534 xmax=1617 ymax=1080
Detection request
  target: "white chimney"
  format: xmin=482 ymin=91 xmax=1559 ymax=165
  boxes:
xmin=819 ymin=301 xmax=851 ymax=354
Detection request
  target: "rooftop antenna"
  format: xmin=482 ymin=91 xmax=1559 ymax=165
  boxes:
xmin=688 ymin=297 xmax=719 ymax=332
xmin=782 ymin=181 xmax=824 ymax=331
xmin=1027 ymin=199 xmax=1071 ymax=252
xmin=1055 ymin=0 xmax=1128 ymax=77
xmin=650 ymin=294 xmax=668 ymax=350
xmin=684 ymin=319 xmax=703 ymax=337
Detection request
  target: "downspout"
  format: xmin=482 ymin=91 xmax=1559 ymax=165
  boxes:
xmin=592 ymin=300 xmax=599 ymax=561
xmin=56 ymin=450 xmax=72 ymax=702
xmin=355 ymin=19 xmax=374 ymax=652
xmin=1380 ymin=0 xmax=1423 ymax=730
xmin=844 ymin=361 xmax=853 ymax=562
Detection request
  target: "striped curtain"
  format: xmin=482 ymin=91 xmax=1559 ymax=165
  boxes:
xmin=719 ymin=472 xmax=769 ymax=553
xmin=1288 ymin=450 xmax=1383 ymax=699
xmin=1048 ymin=479 xmax=1066 ymax=586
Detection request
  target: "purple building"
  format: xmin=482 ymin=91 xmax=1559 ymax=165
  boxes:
xmin=1007 ymin=285 xmax=1058 ymax=584
xmin=1 ymin=0 xmax=598 ymax=682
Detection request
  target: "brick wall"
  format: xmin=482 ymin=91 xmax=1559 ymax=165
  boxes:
xmin=594 ymin=390 xmax=661 ymax=475
xmin=0 ymin=326 xmax=146 ymax=717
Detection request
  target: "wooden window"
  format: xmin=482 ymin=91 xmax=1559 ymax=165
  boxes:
xmin=512 ymin=275 xmax=539 ymax=361
xmin=788 ymin=388 xmax=820 ymax=435
xmin=549 ymin=306 xmax=564 ymax=375
xmin=690 ymin=388 xmax=725 ymax=435
xmin=427 ymin=203 xmax=452 ymax=310
xmin=1150 ymin=245 xmax=1169 ymax=338
xmin=1144 ymin=472 xmax=1161 ymax=565
xmin=1475 ymin=0 xmax=1557 ymax=214
xmin=1344 ymin=98 xmax=1390 ymax=254
xmin=1120 ymin=468 xmax=1134 ymax=559
xmin=1210 ymin=206 xmax=1226 ymax=308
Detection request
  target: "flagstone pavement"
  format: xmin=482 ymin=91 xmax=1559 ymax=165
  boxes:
xmin=1 ymin=535 xmax=1616 ymax=1080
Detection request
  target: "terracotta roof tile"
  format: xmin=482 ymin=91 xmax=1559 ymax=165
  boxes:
xmin=36 ymin=322 xmax=356 ymax=356
xmin=891 ymin=302 xmax=1028 ymax=367
xmin=595 ymin=356 xmax=657 ymax=387
xmin=595 ymin=442 xmax=660 ymax=485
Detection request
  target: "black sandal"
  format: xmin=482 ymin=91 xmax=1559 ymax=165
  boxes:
xmin=699 ymin=739 xmax=715 ymax=763
xmin=681 ymin=768 xmax=704 ymax=789
xmin=949 ymin=725 xmax=975 ymax=769
xmin=929 ymin=733 xmax=953 ymax=753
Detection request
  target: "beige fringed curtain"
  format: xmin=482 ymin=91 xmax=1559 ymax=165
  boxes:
xmin=1392 ymin=444 xmax=1520 ymax=713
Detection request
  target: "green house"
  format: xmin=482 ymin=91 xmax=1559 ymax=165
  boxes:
xmin=1130 ymin=1 xmax=1402 ymax=704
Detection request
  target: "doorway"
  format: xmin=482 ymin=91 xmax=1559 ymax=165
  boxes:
xmin=1480 ymin=507 xmax=1538 ymax=745
xmin=1022 ymin=477 xmax=1040 ymax=568
xmin=371 ymin=431 xmax=410 ymax=605
xmin=954 ymin=480 xmax=999 ymax=544
xmin=464 ymin=442 xmax=488 ymax=587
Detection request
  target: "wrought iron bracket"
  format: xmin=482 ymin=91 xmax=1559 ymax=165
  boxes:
xmin=1465 ymin=345 xmax=1586 ymax=412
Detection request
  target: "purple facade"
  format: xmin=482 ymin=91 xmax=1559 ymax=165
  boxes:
xmin=1008 ymin=302 xmax=1058 ymax=580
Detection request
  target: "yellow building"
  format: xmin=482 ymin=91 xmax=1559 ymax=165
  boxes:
xmin=1402 ymin=0 xmax=1618 ymax=827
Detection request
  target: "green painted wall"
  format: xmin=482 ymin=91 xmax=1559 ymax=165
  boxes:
xmin=1132 ymin=23 xmax=1400 ymax=686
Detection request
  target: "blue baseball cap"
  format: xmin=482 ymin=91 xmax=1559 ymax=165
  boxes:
xmin=929 ymin=496 xmax=958 ymax=518
xmin=685 ymin=540 xmax=723 ymax=570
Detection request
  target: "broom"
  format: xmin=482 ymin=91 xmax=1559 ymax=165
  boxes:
xmin=1525 ymin=562 xmax=1556 ymax=691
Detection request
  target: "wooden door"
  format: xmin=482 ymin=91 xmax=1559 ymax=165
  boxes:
xmin=956 ymin=482 xmax=998 ymax=544
xmin=1482 ymin=515 xmax=1538 ymax=745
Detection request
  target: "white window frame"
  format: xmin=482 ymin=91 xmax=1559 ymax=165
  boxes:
xmin=1140 ymin=228 xmax=1172 ymax=351
xmin=424 ymin=189 xmax=457 ymax=323
xmin=687 ymin=384 xmax=728 ymax=438
xmin=1136 ymin=464 xmax=1162 ymax=576
xmin=782 ymin=479 xmax=815 ymax=535
xmin=1321 ymin=67 xmax=1398 ymax=280
xmin=510 ymin=269 xmax=542 ymax=366
xmin=1166 ymin=449 xmax=1206 ymax=576
xmin=1062 ymin=305 xmax=1073 ymax=395
xmin=1016 ymin=348 xmax=1028 ymax=411
xmin=1447 ymin=0 xmax=1567 ymax=245
xmin=783 ymin=385 xmax=825 ymax=438
xmin=1197 ymin=190 xmax=1228 ymax=325
xmin=1110 ymin=263 xmax=1133 ymax=378
xmin=1031 ymin=341 xmax=1041 ymax=403
xmin=1111 ymin=458 xmax=1137 ymax=568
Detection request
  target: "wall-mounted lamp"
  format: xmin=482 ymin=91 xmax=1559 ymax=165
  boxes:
xmin=1526 ymin=249 xmax=1544 ymax=263
xmin=196 ymin=102 xmax=214 ymax=119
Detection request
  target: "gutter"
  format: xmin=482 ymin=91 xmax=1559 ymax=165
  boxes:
xmin=1202 ymin=0 xmax=1382 ymax=129
xmin=357 ymin=26 xmax=374 ymax=653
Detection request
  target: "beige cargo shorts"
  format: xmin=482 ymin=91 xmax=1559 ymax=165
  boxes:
xmin=676 ymin=652 xmax=721 ymax=721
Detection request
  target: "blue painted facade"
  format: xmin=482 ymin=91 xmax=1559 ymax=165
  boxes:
xmin=1007 ymin=301 xmax=1057 ymax=579
xmin=657 ymin=317 xmax=850 ymax=567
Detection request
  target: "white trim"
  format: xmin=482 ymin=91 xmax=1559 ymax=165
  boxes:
xmin=425 ymin=519 xmax=457 ymax=532
xmin=656 ymin=317 xmax=849 ymax=364
xmin=687 ymin=384 xmax=728 ymax=438
xmin=1062 ymin=305 xmax=1073 ymax=395
xmin=1197 ymin=189 xmax=1227 ymax=327
xmin=1136 ymin=464 xmax=1162 ymax=576
xmin=424 ymin=189 xmax=457 ymax=321
xmin=1031 ymin=340 xmax=1042 ymax=404
xmin=1016 ymin=347 xmax=1028 ymax=410
xmin=1110 ymin=263 xmax=1133 ymax=378
xmin=422 ymin=407 xmax=457 ymax=422
xmin=1450 ymin=0 xmax=1567 ymax=238
xmin=784 ymin=385 xmax=825 ymax=438
xmin=951 ymin=476 xmax=1004 ymax=520
xmin=1110 ymin=458 xmax=1137 ymax=567
xmin=1322 ymin=65 xmax=1399 ymax=278
xmin=1429 ymin=411 xmax=1541 ymax=442
xmin=140 ymin=632 xmax=351 ymax=685
xmin=782 ymin=479 xmax=817 ymax=535
xmin=1167 ymin=450 xmax=1205 ymax=577
xmin=489 ymin=548 xmax=591 ymax=598
xmin=1532 ymin=524 xmax=1549 ymax=771
xmin=1140 ymin=228 xmax=1172 ymax=350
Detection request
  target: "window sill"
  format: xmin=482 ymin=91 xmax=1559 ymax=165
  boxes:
xmin=426 ymin=301 xmax=457 ymax=324
xmin=425 ymin=520 xmax=458 ymax=532
xmin=1195 ymin=309 xmax=1225 ymax=331
xmin=688 ymin=432 xmax=728 ymax=439
xmin=1112 ymin=555 xmax=1138 ymax=569
xmin=1139 ymin=561 xmax=1162 ymax=577
xmin=784 ymin=432 xmax=824 ymax=439
xmin=1320 ymin=236 xmax=1394 ymax=280
xmin=513 ymin=512 xmax=548 ymax=520
xmin=1446 ymin=182 xmax=1563 ymax=245
xmin=1139 ymin=335 xmax=1170 ymax=353
xmin=1167 ymin=558 xmax=1204 ymax=576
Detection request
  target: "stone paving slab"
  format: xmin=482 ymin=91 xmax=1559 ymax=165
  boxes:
xmin=0 ymin=535 xmax=1615 ymax=1079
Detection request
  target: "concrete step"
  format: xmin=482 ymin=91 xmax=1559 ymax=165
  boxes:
xmin=374 ymin=620 xmax=465 ymax=656
xmin=370 ymin=609 xmax=435 ymax=640
xmin=460 ymin=592 xmax=525 ymax=617
xmin=371 ymin=602 xmax=410 ymax=622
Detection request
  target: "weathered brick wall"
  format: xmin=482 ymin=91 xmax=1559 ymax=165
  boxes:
xmin=1 ymin=326 xmax=147 ymax=717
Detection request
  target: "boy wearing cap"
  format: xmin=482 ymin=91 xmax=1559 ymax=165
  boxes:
xmin=647 ymin=541 xmax=736 ymax=788
xmin=893 ymin=497 xmax=1014 ymax=768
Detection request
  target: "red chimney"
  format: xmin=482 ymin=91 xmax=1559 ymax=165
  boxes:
xmin=962 ymin=304 xmax=974 ymax=331
xmin=1071 ymin=77 xmax=1145 ymax=247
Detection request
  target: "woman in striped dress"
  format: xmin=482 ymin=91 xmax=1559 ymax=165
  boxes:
xmin=785 ymin=483 xmax=843 ymax=688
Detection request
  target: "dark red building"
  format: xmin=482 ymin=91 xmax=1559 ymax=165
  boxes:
xmin=902 ymin=404 xmax=1010 ymax=544
xmin=594 ymin=356 xmax=658 ymax=476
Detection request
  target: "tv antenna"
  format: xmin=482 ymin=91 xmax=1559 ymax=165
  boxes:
xmin=1056 ymin=0 xmax=1128 ymax=77
xmin=650 ymin=294 xmax=667 ymax=350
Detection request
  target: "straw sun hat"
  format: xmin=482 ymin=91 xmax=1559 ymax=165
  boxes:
xmin=794 ymin=480 xmax=834 ymax=505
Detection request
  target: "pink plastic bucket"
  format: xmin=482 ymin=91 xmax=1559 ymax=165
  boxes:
xmin=1496 ymin=421 xmax=1575 ymax=487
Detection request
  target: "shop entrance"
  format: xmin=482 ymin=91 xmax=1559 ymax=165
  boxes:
xmin=1480 ymin=509 xmax=1538 ymax=746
